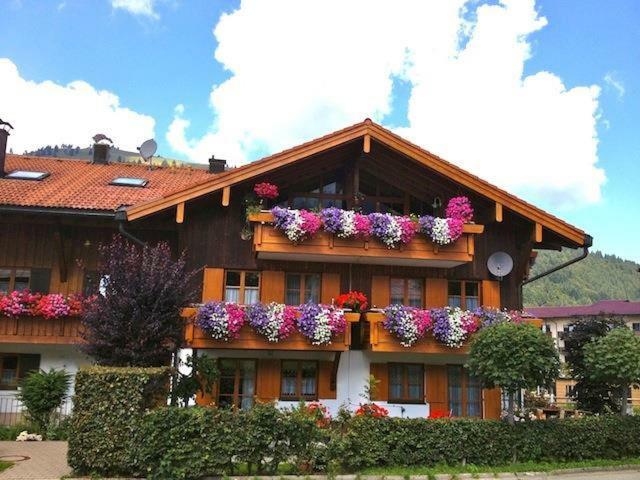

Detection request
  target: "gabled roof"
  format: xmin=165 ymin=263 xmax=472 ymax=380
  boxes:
xmin=527 ymin=300 xmax=640 ymax=319
xmin=124 ymin=119 xmax=587 ymax=246
xmin=0 ymin=155 xmax=213 ymax=213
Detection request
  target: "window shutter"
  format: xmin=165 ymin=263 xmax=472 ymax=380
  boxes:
xmin=202 ymin=268 xmax=224 ymax=302
xmin=481 ymin=280 xmax=501 ymax=308
xmin=318 ymin=361 xmax=336 ymax=399
xmin=371 ymin=276 xmax=390 ymax=308
xmin=260 ymin=271 xmax=285 ymax=303
xmin=18 ymin=354 xmax=41 ymax=379
xmin=483 ymin=387 xmax=502 ymax=419
xmin=425 ymin=365 xmax=447 ymax=412
xmin=425 ymin=279 xmax=447 ymax=308
xmin=256 ymin=359 xmax=281 ymax=402
xmin=369 ymin=363 xmax=388 ymax=401
xmin=30 ymin=269 xmax=51 ymax=294
xmin=321 ymin=273 xmax=341 ymax=304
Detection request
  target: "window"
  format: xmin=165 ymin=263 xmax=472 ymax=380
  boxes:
xmin=289 ymin=173 xmax=347 ymax=209
xmin=389 ymin=363 xmax=424 ymax=403
xmin=633 ymin=323 xmax=640 ymax=333
xmin=0 ymin=354 xmax=40 ymax=390
xmin=280 ymin=360 xmax=318 ymax=401
xmin=0 ymin=268 xmax=51 ymax=294
xmin=5 ymin=170 xmax=49 ymax=181
xmin=217 ymin=359 xmax=256 ymax=410
xmin=285 ymin=273 xmax=321 ymax=305
xmin=565 ymin=384 xmax=576 ymax=399
xmin=448 ymin=365 xmax=482 ymax=417
xmin=224 ymin=271 xmax=260 ymax=304
xmin=390 ymin=278 xmax=424 ymax=307
xmin=447 ymin=281 xmax=480 ymax=310
xmin=109 ymin=177 xmax=148 ymax=187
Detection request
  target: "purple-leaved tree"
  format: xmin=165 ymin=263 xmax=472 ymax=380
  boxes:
xmin=81 ymin=236 xmax=196 ymax=366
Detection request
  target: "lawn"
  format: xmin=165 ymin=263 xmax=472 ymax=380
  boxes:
xmin=0 ymin=461 xmax=12 ymax=472
xmin=360 ymin=457 xmax=640 ymax=478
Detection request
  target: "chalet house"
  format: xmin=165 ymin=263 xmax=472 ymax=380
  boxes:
xmin=527 ymin=300 xmax=640 ymax=407
xmin=0 ymin=119 xmax=590 ymax=420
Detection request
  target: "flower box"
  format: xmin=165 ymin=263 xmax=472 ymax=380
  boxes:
xmin=0 ymin=315 xmax=83 ymax=345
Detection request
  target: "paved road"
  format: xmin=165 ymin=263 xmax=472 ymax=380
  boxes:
xmin=551 ymin=471 xmax=640 ymax=480
xmin=0 ymin=441 xmax=71 ymax=480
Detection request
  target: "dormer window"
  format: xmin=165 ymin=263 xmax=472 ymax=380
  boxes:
xmin=5 ymin=170 xmax=49 ymax=181
xmin=110 ymin=177 xmax=148 ymax=187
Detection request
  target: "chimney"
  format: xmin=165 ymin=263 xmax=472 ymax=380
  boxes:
xmin=0 ymin=119 xmax=12 ymax=178
xmin=93 ymin=143 xmax=110 ymax=165
xmin=208 ymin=155 xmax=227 ymax=173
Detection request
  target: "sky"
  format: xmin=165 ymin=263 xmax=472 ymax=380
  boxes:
xmin=1 ymin=0 xmax=639 ymax=262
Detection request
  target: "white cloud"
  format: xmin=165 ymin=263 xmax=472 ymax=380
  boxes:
xmin=604 ymin=72 xmax=625 ymax=99
xmin=0 ymin=58 xmax=155 ymax=153
xmin=111 ymin=0 xmax=158 ymax=19
xmin=167 ymin=0 xmax=605 ymax=206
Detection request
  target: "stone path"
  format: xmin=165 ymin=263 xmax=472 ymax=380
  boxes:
xmin=0 ymin=441 xmax=71 ymax=480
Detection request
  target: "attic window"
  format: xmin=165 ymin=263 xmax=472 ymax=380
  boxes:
xmin=110 ymin=177 xmax=148 ymax=188
xmin=5 ymin=170 xmax=49 ymax=181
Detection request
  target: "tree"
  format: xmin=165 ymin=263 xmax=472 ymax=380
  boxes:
xmin=583 ymin=327 xmax=640 ymax=416
xmin=17 ymin=368 xmax=71 ymax=434
xmin=173 ymin=354 xmax=219 ymax=406
xmin=81 ymin=236 xmax=197 ymax=366
xmin=563 ymin=315 xmax=625 ymax=413
xmin=467 ymin=322 xmax=559 ymax=424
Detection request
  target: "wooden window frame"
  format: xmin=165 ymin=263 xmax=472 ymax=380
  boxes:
xmin=288 ymin=173 xmax=349 ymax=208
xmin=388 ymin=363 xmax=425 ymax=404
xmin=390 ymin=277 xmax=424 ymax=307
xmin=285 ymin=273 xmax=322 ymax=305
xmin=279 ymin=360 xmax=319 ymax=402
xmin=447 ymin=280 xmax=481 ymax=310
xmin=0 ymin=353 xmax=40 ymax=390
xmin=0 ymin=267 xmax=32 ymax=293
xmin=447 ymin=365 xmax=483 ymax=418
xmin=216 ymin=358 xmax=257 ymax=409
xmin=224 ymin=270 xmax=260 ymax=305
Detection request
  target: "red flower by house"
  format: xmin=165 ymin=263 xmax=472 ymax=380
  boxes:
xmin=254 ymin=182 xmax=279 ymax=199
xmin=355 ymin=403 xmax=389 ymax=418
xmin=336 ymin=291 xmax=368 ymax=312
xmin=428 ymin=409 xmax=451 ymax=419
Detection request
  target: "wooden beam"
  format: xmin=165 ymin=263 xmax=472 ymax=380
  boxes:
xmin=221 ymin=186 xmax=231 ymax=207
xmin=495 ymin=202 xmax=503 ymax=222
xmin=532 ymin=223 xmax=542 ymax=243
xmin=363 ymin=134 xmax=371 ymax=153
xmin=176 ymin=202 xmax=185 ymax=224
xmin=53 ymin=226 xmax=68 ymax=283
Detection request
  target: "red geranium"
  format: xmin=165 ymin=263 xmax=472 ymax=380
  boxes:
xmin=253 ymin=182 xmax=279 ymax=199
xmin=355 ymin=403 xmax=389 ymax=418
xmin=336 ymin=291 xmax=368 ymax=312
xmin=305 ymin=402 xmax=332 ymax=428
xmin=428 ymin=409 xmax=451 ymax=419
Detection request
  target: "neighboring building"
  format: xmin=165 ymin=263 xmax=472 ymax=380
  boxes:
xmin=0 ymin=119 xmax=590 ymax=421
xmin=527 ymin=300 xmax=640 ymax=407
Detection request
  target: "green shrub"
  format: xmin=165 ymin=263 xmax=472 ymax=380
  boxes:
xmin=0 ymin=424 xmax=32 ymax=440
xmin=67 ymin=366 xmax=170 ymax=477
xmin=17 ymin=368 xmax=71 ymax=434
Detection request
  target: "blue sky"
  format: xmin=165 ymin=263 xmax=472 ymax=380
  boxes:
xmin=1 ymin=0 xmax=639 ymax=263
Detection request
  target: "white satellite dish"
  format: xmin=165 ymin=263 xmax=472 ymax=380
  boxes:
xmin=487 ymin=251 xmax=514 ymax=280
xmin=138 ymin=139 xmax=157 ymax=161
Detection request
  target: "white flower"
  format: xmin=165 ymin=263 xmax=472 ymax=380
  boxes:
xmin=16 ymin=431 xmax=42 ymax=442
xmin=338 ymin=211 xmax=357 ymax=238
xmin=430 ymin=218 xmax=452 ymax=245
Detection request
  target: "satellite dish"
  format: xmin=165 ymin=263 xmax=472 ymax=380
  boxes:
xmin=138 ymin=139 xmax=157 ymax=161
xmin=487 ymin=251 xmax=514 ymax=280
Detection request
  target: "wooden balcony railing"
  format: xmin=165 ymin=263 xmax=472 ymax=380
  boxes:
xmin=0 ymin=316 xmax=83 ymax=345
xmin=248 ymin=212 xmax=483 ymax=268
xmin=182 ymin=307 xmax=359 ymax=351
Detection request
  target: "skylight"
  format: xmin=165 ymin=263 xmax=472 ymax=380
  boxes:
xmin=110 ymin=177 xmax=148 ymax=188
xmin=5 ymin=170 xmax=50 ymax=181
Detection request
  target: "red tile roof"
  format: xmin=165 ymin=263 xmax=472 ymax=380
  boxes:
xmin=0 ymin=154 xmax=213 ymax=212
xmin=527 ymin=300 xmax=640 ymax=318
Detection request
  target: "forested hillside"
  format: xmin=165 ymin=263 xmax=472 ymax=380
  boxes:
xmin=523 ymin=249 xmax=640 ymax=306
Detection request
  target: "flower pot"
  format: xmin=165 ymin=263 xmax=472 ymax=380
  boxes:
xmin=343 ymin=312 xmax=361 ymax=323
xmin=365 ymin=311 xmax=385 ymax=323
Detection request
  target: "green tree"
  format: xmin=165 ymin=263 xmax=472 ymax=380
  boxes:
xmin=173 ymin=354 xmax=219 ymax=406
xmin=17 ymin=368 xmax=71 ymax=434
xmin=467 ymin=322 xmax=559 ymax=424
xmin=584 ymin=327 xmax=640 ymax=415
xmin=563 ymin=315 xmax=625 ymax=413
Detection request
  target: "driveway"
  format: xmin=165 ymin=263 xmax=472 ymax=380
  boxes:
xmin=0 ymin=441 xmax=71 ymax=480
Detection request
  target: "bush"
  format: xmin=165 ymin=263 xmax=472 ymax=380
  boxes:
xmin=67 ymin=366 xmax=170 ymax=477
xmin=17 ymin=368 xmax=71 ymax=434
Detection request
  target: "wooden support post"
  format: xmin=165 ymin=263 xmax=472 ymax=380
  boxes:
xmin=176 ymin=202 xmax=185 ymax=224
xmin=54 ymin=226 xmax=68 ymax=283
xmin=222 ymin=186 xmax=231 ymax=207
xmin=363 ymin=134 xmax=371 ymax=153
xmin=532 ymin=223 xmax=542 ymax=243
xmin=495 ymin=202 xmax=503 ymax=222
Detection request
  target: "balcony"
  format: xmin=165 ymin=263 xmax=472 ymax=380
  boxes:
xmin=182 ymin=308 xmax=358 ymax=352
xmin=0 ymin=316 xmax=83 ymax=345
xmin=249 ymin=212 xmax=484 ymax=268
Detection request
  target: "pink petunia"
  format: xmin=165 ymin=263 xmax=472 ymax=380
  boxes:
xmin=354 ymin=213 xmax=372 ymax=238
xmin=300 ymin=210 xmax=322 ymax=236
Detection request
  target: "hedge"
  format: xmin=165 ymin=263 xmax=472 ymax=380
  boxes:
xmin=67 ymin=366 xmax=170 ymax=477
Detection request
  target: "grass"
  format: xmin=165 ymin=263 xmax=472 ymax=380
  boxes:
xmin=360 ymin=457 xmax=640 ymax=478
xmin=0 ymin=461 xmax=12 ymax=472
